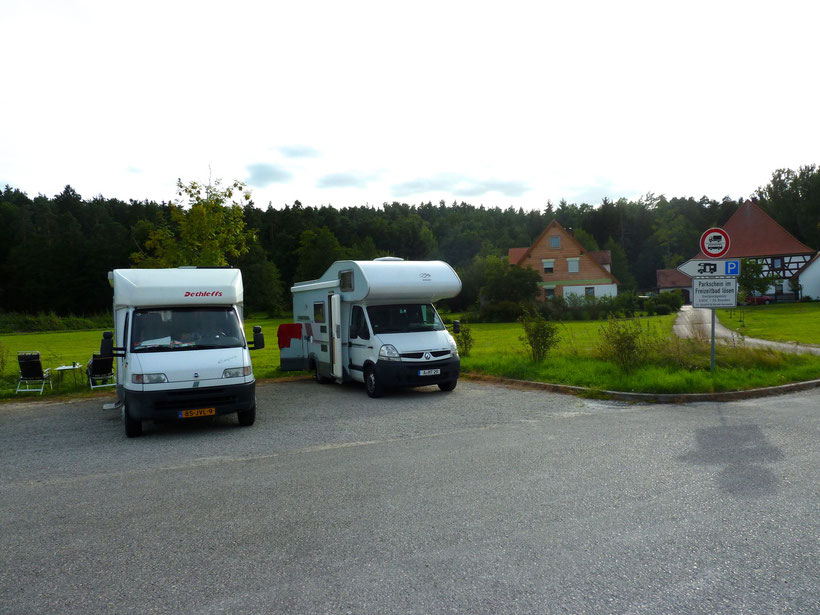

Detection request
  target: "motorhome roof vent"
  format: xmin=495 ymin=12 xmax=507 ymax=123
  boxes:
xmin=373 ymin=257 xmax=404 ymax=261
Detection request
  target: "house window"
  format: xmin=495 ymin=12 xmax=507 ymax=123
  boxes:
xmin=585 ymin=287 xmax=595 ymax=297
xmin=773 ymin=257 xmax=782 ymax=269
xmin=541 ymin=259 xmax=554 ymax=274
xmin=544 ymin=287 xmax=555 ymax=298
xmin=567 ymin=257 xmax=580 ymax=273
xmin=549 ymin=235 xmax=560 ymax=248
xmin=339 ymin=270 xmax=354 ymax=292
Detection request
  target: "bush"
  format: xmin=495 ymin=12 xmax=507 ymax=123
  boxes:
xmin=538 ymin=296 xmax=567 ymax=321
xmin=597 ymin=316 xmax=660 ymax=373
xmin=479 ymin=301 xmax=524 ymax=323
xmin=518 ymin=307 xmax=561 ymax=362
xmin=454 ymin=325 xmax=474 ymax=357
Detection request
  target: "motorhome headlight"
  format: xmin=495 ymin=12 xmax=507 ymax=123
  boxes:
xmin=378 ymin=344 xmax=401 ymax=361
xmin=448 ymin=335 xmax=459 ymax=357
xmin=223 ymin=366 xmax=252 ymax=378
xmin=132 ymin=373 xmax=168 ymax=384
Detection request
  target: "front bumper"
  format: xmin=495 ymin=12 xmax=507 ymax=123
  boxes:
xmin=375 ymin=357 xmax=460 ymax=388
xmin=124 ymin=381 xmax=255 ymax=421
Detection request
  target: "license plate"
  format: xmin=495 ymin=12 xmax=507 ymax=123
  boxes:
xmin=179 ymin=407 xmax=216 ymax=419
xmin=418 ymin=368 xmax=440 ymax=377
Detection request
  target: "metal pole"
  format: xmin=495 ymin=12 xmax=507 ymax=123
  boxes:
xmin=711 ymin=308 xmax=716 ymax=373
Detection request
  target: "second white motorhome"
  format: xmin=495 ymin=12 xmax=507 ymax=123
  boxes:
xmin=278 ymin=258 xmax=461 ymax=397
xmin=100 ymin=267 xmax=264 ymax=437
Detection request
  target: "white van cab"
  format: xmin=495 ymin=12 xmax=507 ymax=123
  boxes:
xmin=100 ymin=268 xmax=264 ymax=437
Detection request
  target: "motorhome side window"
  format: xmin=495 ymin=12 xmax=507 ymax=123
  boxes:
xmin=339 ymin=270 xmax=354 ymax=292
xmin=366 ymin=304 xmax=445 ymax=334
xmin=313 ymin=302 xmax=326 ymax=323
xmin=350 ymin=305 xmax=369 ymax=339
xmin=131 ymin=307 xmax=243 ymax=352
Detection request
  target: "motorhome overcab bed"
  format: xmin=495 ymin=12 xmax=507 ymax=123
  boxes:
xmin=100 ymin=268 xmax=264 ymax=437
xmin=278 ymin=258 xmax=461 ymax=397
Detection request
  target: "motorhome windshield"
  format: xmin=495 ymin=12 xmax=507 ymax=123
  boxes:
xmin=131 ymin=307 xmax=244 ymax=352
xmin=366 ymin=304 xmax=445 ymax=335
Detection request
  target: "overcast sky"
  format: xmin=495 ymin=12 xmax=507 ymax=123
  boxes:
xmin=2 ymin=0 xmax=818 ymax=209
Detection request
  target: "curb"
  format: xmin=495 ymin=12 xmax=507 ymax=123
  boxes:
xmin=462 ymin=373 xmax=820 ymax=404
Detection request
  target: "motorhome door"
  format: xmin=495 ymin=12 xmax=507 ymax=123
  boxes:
xmin=329 ymin=293 xmax=342 ymax=379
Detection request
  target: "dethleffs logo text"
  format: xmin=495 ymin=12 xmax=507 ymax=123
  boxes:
xmin=184 ymin=290 xmax=223 ymax=297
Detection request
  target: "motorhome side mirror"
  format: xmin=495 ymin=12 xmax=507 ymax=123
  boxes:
xmin=100 ymin=331 xmax=114 ymax=357
xmin=452 ymin=320 xmax=461 ymax=334
xmin=251 ymin=325 xmax=265 ymax=350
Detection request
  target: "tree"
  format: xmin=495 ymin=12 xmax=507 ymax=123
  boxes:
xmin=737 ymin=258 xmax=774 ymax=298
xmin=294 ymin=227 xmax=349 ymax=282
xmin=573 ymin=228 xmax=600 ymax=252
xmin=604 ymin=237 xmax=637 ymax=290
xmin=480 ymin=256 xmax=542 ymax=304
xmin=131 ymin=178 xmax=255 ymax=267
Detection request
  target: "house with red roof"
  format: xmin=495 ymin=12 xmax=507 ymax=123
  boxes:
xmin=508 ymin=219 xmax=619 ymax=299
xmin=658 ymin=201 xmax=816 ymax=299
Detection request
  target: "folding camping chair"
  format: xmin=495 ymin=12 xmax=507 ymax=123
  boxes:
xmin=16 ymin=352 xmax=52 ymax=395
xmin=87 ymin=353 xmax=115 ymax=389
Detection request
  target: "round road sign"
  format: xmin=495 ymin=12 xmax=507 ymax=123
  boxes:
xmin=700 ymin=227 xmax=731 ymax=258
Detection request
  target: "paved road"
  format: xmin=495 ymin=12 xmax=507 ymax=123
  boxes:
xmin=1 ymin=381 xmax=818 ymax=614
xmin=674 ymin=305 xmax=820 ymax=356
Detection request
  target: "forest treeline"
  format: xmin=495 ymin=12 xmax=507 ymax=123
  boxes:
xmin=1 ymin=165 xmax=818 ymax=316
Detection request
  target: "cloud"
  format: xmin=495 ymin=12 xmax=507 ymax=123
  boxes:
xmin=316 ymin=172 xmax=371 ymax=189
xmin=278 ymin=145 xmax=320 ymax=158
xmin=565 ymin=177 xmax=637 ymax=205
xmin=127 ymin=166 xmax=142 ymax=174
xmin=392 ymin=174 xmax=529 ymax=198
xmin=245 ymin=163 xmax=293 ymax=188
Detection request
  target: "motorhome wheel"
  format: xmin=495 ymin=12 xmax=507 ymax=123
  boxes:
xmin=313 ymin=362 xmax=332 ymax=384
xmin=365 ymin=366 xmax=384 ymax=398
xmin=123 ymin=404 xmax=142 ymax=438
xmin=237 ymin=402 xmax=256 ymax=427
xmin=438 ymin=380 xmax=457 ymax=392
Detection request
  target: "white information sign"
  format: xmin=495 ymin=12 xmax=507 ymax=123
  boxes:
xmin=692 ymin=278 xmax=737 ymax=308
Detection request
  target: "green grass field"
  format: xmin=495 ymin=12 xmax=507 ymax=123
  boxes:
xmin=0 ymin=317 xmax=299 ymax=399
xmin=459 ymin=315 xmax=820 ymax=394
xmin=2 ymin=311 xmax=819 ymax=400
xmin=716 ymin=302 xmax=820 ymax=345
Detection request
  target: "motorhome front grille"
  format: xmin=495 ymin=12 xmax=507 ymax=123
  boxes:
xmin=400 ymin=350 xmax=451 ymax=359
xmin=153 ymin=388 xmax=238 ymax=410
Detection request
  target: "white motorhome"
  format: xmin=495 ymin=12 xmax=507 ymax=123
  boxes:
xmin=278 ymin=258 xmax=461 ymax=397
xmin=100 ymin=268 xmax=264 ymax=437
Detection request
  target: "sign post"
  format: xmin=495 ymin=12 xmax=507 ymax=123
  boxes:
xmin=683 ymin=228 xmax=736 ymax=372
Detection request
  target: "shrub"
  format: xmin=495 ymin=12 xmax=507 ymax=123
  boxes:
xmin=538 ymin=296 xmax=567 ymax=321
xmin=454 ymin=325 xmax=474 ymax=357
xmin=597 ymin=316 xmax=660 ymax=373
xmin=518 ymin=307 xmax=561 ymax=362
xmin=479 ymin=301 xmax=524 ymax=323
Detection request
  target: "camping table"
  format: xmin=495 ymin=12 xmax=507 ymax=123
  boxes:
xmin=53 ymin=363 xmax=83 ymax=387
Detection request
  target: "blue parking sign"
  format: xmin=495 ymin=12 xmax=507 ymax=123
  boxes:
xmin=725 ymin=260 xmax=740 ymax=275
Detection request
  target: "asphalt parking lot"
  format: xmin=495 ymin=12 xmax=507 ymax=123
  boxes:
xmin=1 ymin=380 xmax=818 ymax=614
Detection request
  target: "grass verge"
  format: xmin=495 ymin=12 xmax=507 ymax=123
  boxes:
xmin=2 ymin=313 xmax=819 ymax=401
xmin=716 ymin=302 xmax=820 ymax=345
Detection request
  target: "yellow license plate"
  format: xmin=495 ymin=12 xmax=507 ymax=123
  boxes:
xmin=179 ymin=407 xmax=216 ymax=419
